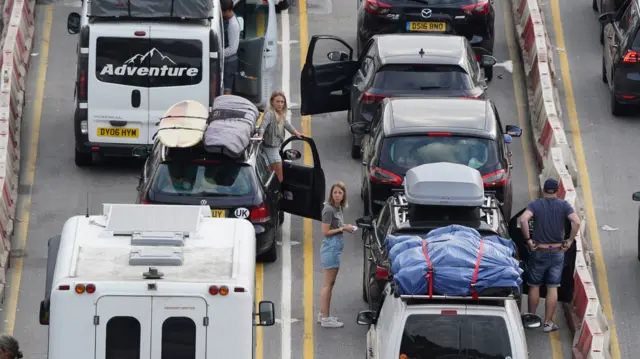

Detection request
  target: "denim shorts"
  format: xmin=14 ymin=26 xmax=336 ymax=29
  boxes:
xmin=262 ymin=146 xmax=281 ymax=165
xmin=527 ymin=250 xmax=564 ymax=287
xmin=223 ymin=58 xmax=238 ymax=91
xmin=320 ymin=235 xmax=344 ymax=269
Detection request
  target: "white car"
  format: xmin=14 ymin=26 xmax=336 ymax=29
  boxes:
xmin=356 ymin=283 xmax=540 ymax=359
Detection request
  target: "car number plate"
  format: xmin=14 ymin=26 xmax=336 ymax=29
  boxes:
xmin=96 ymin=127 xmax=139 ymax=138
xmin=406 ymin=22 xmax=446 ymax=32
xmin=211 ymin=209 xmax=226 ymax=218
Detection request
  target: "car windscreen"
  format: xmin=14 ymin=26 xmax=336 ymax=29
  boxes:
xmin=95 ymin=38 xmax=203 ymax=88
xmin=378 ymin=135 xmax=499 ymax=176
xmin=151 ymin=162 xmax=255 ymax=197
xmin=373 ymin=64 xmax=473 ymax=92
xmin=399 ymin=314 xmax=512 ymax=359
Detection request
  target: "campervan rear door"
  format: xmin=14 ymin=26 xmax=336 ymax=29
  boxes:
xmin=95 ymin=296 xmax=152 ymax=359
xmin=89 ymin=26 xmax=152 ymax=146
xmin=146 ymin=27 xmax=210 ymax=144
xmin=150 ymin=296 xmax=208 ymax=358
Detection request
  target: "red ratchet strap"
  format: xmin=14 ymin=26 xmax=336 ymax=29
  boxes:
xmin=421 ymin=239 xmax=434 ymax=298
xmin=471 ymin=239 xmax=485 ymax=300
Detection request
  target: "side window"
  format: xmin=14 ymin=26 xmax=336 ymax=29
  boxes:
xmin=235 ymin=1 xmax=268 ymax=40
xmin=356 ymin=57 xmax=374 ymax=84
xmin=617 ymin=3 xmax=635 ymax=36
xmin=466 ymin=44 xmax=481 ymax=81
xmin=492 ymin=106 xmax=507 ymax=157
xmin=106 ymin=317 xmax=141 ymax=359
xmin=161 ymin=317 xmax=196 ymax=359
xmin=375 ymin=204 xmax=392 ymax=243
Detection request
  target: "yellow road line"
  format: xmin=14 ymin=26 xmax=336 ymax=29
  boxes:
xmin=503 ymin=3 xmax=565 ymax=357
xmin=3 ymin=4 xmax=52 ymax=335
xmin=255 ymin=263 xmax=264 ymax=359
xmin=548 ymin=0 xmax=621 ymax=358
xmin=299 ymin=0 xmax=314 ymax=358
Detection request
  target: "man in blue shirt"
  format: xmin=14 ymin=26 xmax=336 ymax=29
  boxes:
xmin=519 ymin=178 xmax=581 ymax=333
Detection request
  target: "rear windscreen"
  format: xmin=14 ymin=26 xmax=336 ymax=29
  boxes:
xmin=95 ymin=38 xmax=203 ymax=87
xmin=373 ymin=64 xmax=472 ymax=92
xmin=399 ymin=314 xmax=512 ymax=358
xmin=151 ymin=162 xmax=255 ymax=197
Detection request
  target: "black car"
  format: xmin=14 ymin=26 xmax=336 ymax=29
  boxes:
xmin=132 ymin=136 xmax=326 ymax=263
xmin=300 ymin=33 xmax=497 ymax=159
xmin=355 ymin=0 xmax=496 ymax=56
xmin=594 ymin=0 xmax=627 ymax=43
xmin=350 ymin=97 xmax=522 ymax=217
xmin=599 ymin=0 xmax=640 ymax=115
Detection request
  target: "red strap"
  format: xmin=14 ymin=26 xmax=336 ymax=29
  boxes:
xmin=471 ymin=239 xmax=485 ymax=300
xmin=421 ymin=239 xmax=434 ymax=298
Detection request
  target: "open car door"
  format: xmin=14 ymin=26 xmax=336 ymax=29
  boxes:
xmin=279 ymin=136 xmax=325 ymax=221
xmin=509 ymin=208 xmax=576 ymax=302
xmin=300 ymin=35 xmax=359 ymax=116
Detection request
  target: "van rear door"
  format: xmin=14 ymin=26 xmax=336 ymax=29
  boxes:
xmin=150 ymin=296 xmax=208 ymax=358
xmin=90 ymin=27 xmax=151 ymax=146
xmin=95 ymin=296 xmax=152 ymax=359
xmin=146 ymin=29 xmax=209 ymax=144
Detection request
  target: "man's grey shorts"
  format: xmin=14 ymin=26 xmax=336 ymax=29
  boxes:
xmin=223 ymin=58 xmax=238 ymax=91
xmin=527 ymin=250 xmax=564 ymax=287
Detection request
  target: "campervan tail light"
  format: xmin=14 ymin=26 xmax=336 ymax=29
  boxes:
xmin=74 ymin=283 xmax=96 ymax=294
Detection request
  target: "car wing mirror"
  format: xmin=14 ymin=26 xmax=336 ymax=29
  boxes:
xmin=282 ymin=148 xmax=302 ymax=161
xmin=256 ymin=301 xmax=275 ymax=326
xmin=132 ymin=146 xmax=150 ymax=158
xmin=521 ymin=313 xmax=542 ymax=329
xmin=350 ymin=121 xmax=370 ymax=135
xmin=356 ymin=310 xmax=376 ymax=325
xmin=503 ymin=134 xmax=513 ymax=144
xmin=505 ymin=125 xmax=522 ymax=137
xmin=633 ymin=191 xmax=640 ymax=201
xmin=480 ymin=54 xmax=498 ymax=67
xmin=327 ymin=50 xmax=350 ymax=62
xmin=67 ymin=12 xmax=81 ymax=34
xmin=598 ymin=12 xmax=614 ymax=25
xmin=355 ymin=216 xmax=373 ymax=229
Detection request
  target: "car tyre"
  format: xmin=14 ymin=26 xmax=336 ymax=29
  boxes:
xmin=637 ymin=216 xmax=640 ymax=261
xmin=485 ymin=66 xmax=494 ymax=82
xmin=351 ymin=135 xmax=362 ymax=159
xmin=600 ymin=24 xmax=604 ymax=45
xmin=610 ymin=88 xmax=625 ymax=116
xmin=75 ymin=149 xmax=92 ymax=167
xmin=602 ymin=56 xmax=608 ymax=84
xmin=278 ymin=210 xmax=284 ymax=225
xmin=258 ymin=235 xmax=278 ymax=263
xmin=362 ymin=242 xmax=369 ymax=303
xmin=593 ymin=0 xmax=598 ymax=11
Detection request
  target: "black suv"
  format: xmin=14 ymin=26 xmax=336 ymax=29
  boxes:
xmin=355 ymin=0 xmax=495 ymax=56
xmin=599 ymin=0 xmax=640 ymax=115
xmin=300 ymin=33 xmax=497 ymax=159
xmin=351 ymin=97 xmax=522 ymax=217
xmin=132 ymin=137 xmax=326 ymax=263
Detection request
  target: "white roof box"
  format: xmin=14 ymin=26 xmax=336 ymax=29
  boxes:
xmin=403 ymin=162 xmax=485 ymax=207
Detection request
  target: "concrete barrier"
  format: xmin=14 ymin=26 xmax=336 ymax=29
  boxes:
xmin=510 ymin=0 xmax=611 ymax=357
xmin=0 ymin=0 xmax=35 ymax=296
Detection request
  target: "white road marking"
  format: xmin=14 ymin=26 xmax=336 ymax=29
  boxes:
xmin=280 ymin=8 xmax=293 ymax=359
xmin=275 ymin=318 xmax=301 ymax=324
xmin=277 ymin=240 xmax=300 ymax=246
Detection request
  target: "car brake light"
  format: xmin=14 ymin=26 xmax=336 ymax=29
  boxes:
xmin=75 ymin=283 xmax=95 ymax=294
xmin=364 ymin=0 xmax=391 ymax=15
xmin=209 ymin=285 xmax=229 ymax=295
xmin=79 ymin=70 xmax=87 ymax=100
xmin=250 ymin=203 xmax=270 ymax=223
xmin=369 ymin=167 xmax=403 ymax=186
xmin=461 ymin=94 xmax=482 ymax=99
xmin=375 ymin=266 xmax=389 ymax=279
xmin=58 ymin=285 xmax=70 ymax=291
xmin=462 ymin=0 xmax=489 ymax=15
xmin=623 ymin=50 xmax=639 ymax=63
xmin=476 ymin=54 xmax=482 ymax=61
xmin=427 ymin=132 xmax=453 ymax=136
xmin=482 ymin=169 xmax=507 ymax=187
xmin=441 ymin=310 xmax=458 ymax=315
xmin=141 ymin=201 xmax=150 ymax=204
xmin=361 ymin=92 xmax=392 ymax=105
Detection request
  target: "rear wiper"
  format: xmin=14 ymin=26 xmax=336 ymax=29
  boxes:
xmin=419 ymin=86 xmax=446 ymax=90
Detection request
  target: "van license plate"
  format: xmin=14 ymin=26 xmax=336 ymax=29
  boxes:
xmin=97 ymin=128 xmax=139 ymax=138
xmin=406 ymin=22 xmax=446 ymax=32
xmin=211 ymin=209 xmax=226 ymax=218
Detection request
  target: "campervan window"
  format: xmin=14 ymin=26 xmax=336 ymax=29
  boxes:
xmin=234 ymin=0 xmax=269 ymax=39
xmin=162 ymin=317 xmax=197 ymax=359
xmin=106 ymin=316 xmax=141 ymax=359
xmin=95 ymin=38 xmax=203 ymax=88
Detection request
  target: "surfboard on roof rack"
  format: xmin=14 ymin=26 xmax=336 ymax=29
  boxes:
xmin=203 ymin=95 xmax=261 ymax=158
xmin=89 ymin=0 xmax=213 ymax=19
xmin=155 ymin=100 xmax=209 ymax=149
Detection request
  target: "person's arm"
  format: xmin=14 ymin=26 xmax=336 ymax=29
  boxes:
xmin=566 ymin=203 xmax=581 ymax=244
xmin=519 ymin=206 xmax=536 ymax=249
xmin=284 ymin=119 xmax=303 ymax=138
xmin=223 ymin=18 xmax=241 ymax=58
xmin=321 ymin=207 xmax=343 ymax=236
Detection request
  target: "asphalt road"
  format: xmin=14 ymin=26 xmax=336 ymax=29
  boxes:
xmin=542 ymin=0 xmax=640 ymax=357
xmin=0 ymin=0 xmax=574 ymax=358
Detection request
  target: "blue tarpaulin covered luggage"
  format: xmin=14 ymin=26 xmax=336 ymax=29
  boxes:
xmin=387 ymin=225 xmax=523 ymax=297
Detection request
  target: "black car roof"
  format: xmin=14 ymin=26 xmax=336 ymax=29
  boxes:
xmin=381 ymin=97 xmax=496 ymax=139
xmin=373 ymin=34 xmax=468 ymax=67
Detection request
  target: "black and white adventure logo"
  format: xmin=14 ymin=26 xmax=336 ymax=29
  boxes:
xmin=100 ymin=48 xmax=199 ymax=78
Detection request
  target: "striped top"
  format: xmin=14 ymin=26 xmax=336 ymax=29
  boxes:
xmin=257 ymin=110 xmax=296 ymax=148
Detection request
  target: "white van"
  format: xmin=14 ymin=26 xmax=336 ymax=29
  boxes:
xmin=38 ymin=203 xmax=275 ymax=359
xmin=66 ymin=0 xmax=278 ymax=167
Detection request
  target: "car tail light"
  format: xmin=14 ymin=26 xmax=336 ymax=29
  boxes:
xmin=364 ymin=0 xmax=392 ymax=15
xmin=369 ymin=167 xmax=403 ymax=185
xmin=461 ymin=93 xmax=482 ymax=99
xmin=462 ymin=0 xmax=490 ymax=15
xmin=482 ymin=169 xmax=507 ymax=187
xmin=209 ymin=285 xmax=230 ymax=295
xmin=58 ymin=285 xmax=71 ymax=291
xmin=375 ymin=266 xmax=389 ymax=279
xmin=441 ymin=310 xmax=458 ymax=315
xmin=141 ymin=200 xmax=150 ymax=204
xmin=361 ymin=92 xmax=392 ymax=105
xmin=250 ymin=203 xmax=270 ymax=223
xmin=75 ymin=283 xmax=96 ymax=294
xmin=427 ymin=132 xmax=453 ymax=136
xmin=476 ymin=54 xmax=482 ymax=61
xmin=78 ymin=70 xmax=87 ymax=101
xmin=622 ymin=50 xmax=639 ymax=63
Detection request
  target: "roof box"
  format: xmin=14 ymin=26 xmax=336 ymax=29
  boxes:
xmin=403 ymin=162 xmax=484 ymax=207
xmin=90 ymin=0 xmax=213 ymax=20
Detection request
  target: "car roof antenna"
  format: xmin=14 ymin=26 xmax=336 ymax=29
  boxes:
xmin=419 ymin=48 xmax=425 ymax=57
xmin=85 ymin=192 xmax=90 ymax=218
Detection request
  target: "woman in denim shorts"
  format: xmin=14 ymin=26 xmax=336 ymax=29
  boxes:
xmin=255 ymin=91 xmax=304 ymax=183
xmin=318 ymin=182 xmax=356 ymax=328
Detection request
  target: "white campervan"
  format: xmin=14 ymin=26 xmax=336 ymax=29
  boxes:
xmin=66 ymin=0 xmax=278 ymax=167
xmin=38 ymin=204 xmax=275 ymax=359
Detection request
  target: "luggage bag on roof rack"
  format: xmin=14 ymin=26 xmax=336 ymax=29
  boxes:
xmin=203 ymin=95 xmax=261 ymax=158
xmin=90 ymin=0 xmax=213 ymax=19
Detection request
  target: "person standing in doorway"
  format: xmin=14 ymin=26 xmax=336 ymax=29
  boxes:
xmin=318 ymin=182 xmax=357 ymax=328
xmin=519 ymin=178 xmax=581 ymax=332
xmin=221 ymin=0 xmax=240 ymax=94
